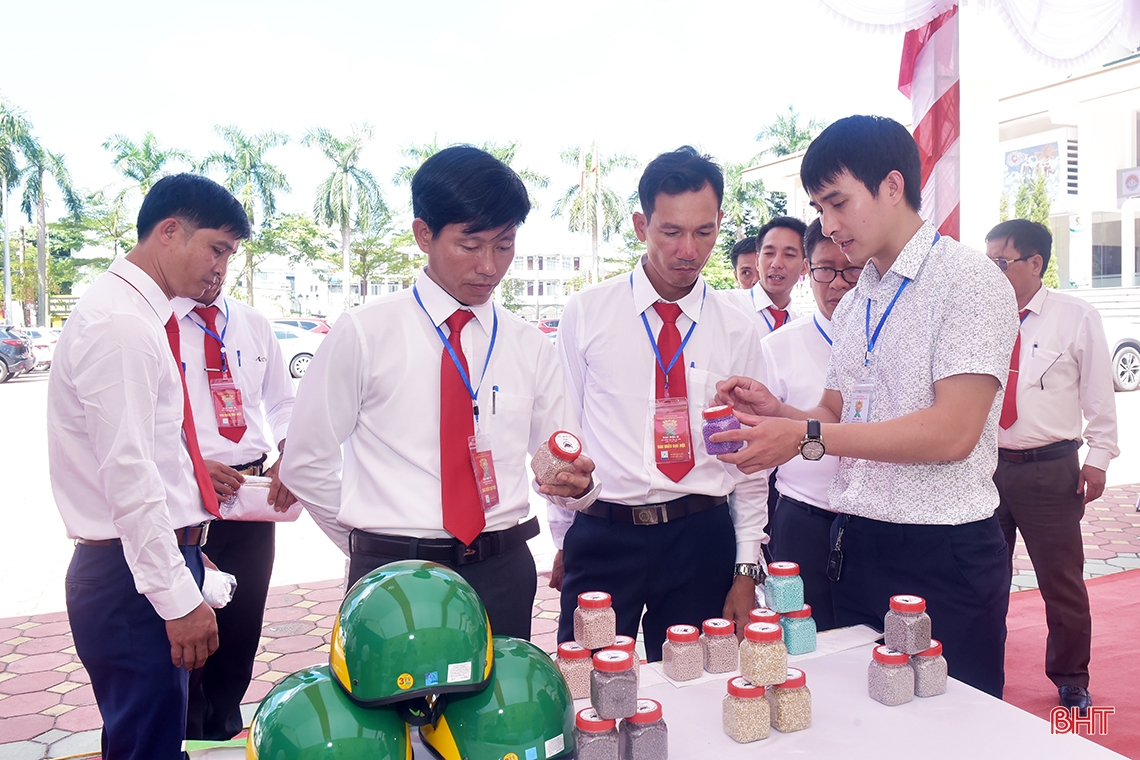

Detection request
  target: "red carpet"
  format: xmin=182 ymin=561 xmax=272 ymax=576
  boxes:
xmin=1004 ymin=569 xmax=1140 ymax=758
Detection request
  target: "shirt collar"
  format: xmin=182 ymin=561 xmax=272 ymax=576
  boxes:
xmin=414 ymin=269 xmax=495 ymax=336
xmin=1023 ymin=283 xmax=1047 ymax=315
xmin=814 ymin=309 xmax=833 ymax=327
xmin=857 ymin=221 xmax=938 ymax=299
xmin=109 ymin=257 xmax=174 ymax=325
xmin=631 ymin=258 xmax=706 ymax=323
xmin=171 ymin=293 xmax=227 ymax=322
xmin=747 ymin=285 xmax=776 ymax=312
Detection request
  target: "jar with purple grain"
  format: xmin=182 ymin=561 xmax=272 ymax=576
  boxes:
xmin=702 ymin=405 xmax=742 ymax=455
xmin=531 ymin=430 xmax=582 ymax=486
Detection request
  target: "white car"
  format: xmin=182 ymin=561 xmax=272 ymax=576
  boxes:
xmin=20 ymin=327 xmax=57 ymax=371
xmin=272 ymin=324 xmax=324 ymax=378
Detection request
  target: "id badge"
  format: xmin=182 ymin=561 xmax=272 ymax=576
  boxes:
xmin=653 ymin=397 xmax=693 ymax=464
xmin=847 ymin=377 xmax=876 ymax=424
xmin=467 ymin=433 xmax=500 ymax=509
xmin=209 ymin=376 xmax=246 ymax=429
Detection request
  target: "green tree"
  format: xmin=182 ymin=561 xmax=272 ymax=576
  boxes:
xmin=392 ymin=138 xmax=550 ymax=206
xmin=756 ymin=106 xmax=825 ymax=157
xmin=20 ymin=140 xmax=83 ymax=326
xmin=352 ymin=228 xmax=422 ymax=297
xmin=303 ymin=125 xmax=386 ymax=312
xmin=102 ymin=131 xmax=191 ymax=195
xmin=82 ymin=188 xmax=136 ymax=259
xmin=0 ymin=101 xmax=35 ymax=322
xmin=497 ymin=276 xmax=525 ymax=313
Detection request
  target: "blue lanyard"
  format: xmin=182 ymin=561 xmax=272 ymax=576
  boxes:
xmin=631 ymin=273 xmax=704 ymax=395
xmin=750 ymin=288 xmax=776 ymax=333
xmin=191 ymin=299 xmax=230 ymax=372
xmin=862 ymin=232 xmax=940 ymax=367
xmin=813 ymin=314 xmax=832 ymax=346
xmin=413 ymin=285 xmax=498 ymax=420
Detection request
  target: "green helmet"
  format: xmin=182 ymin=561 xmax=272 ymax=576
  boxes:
xmin=245 ymin=666 xmax=410 ymax=760
xmin=420 ymin=636 xmax=576 ymax=760
xmin=330 ymin=560 xmax=494 ymax=707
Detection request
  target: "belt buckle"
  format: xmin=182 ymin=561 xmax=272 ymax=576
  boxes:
xmin=633 ymin=506 xmax=661 ymax=526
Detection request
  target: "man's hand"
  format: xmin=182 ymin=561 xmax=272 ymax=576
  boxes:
xmin=538 ymin=453 xmax=596 ymax=500
xmin=549 ymin=550 xmax=564 ymax=591
xmin=1078 ymin=464 xmax=1106 ymax=505
xmin=723 ymin=575 xmax=757 ymax=640
xmin=712 ymin=414 xmax=805 ymax=474
xmin=713 ymin=376 xmax=783 ymax=418
xmin=263 ymin=458 xmax=298 ymax=512
xmin=166 ymin=601 xmax=219 ymax=670
xmin=205 ymin=460 xmax=244 ymax=504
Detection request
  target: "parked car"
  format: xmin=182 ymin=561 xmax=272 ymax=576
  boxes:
xmin=1100 ymin=316 xmax=1140 ymax=392
xmin=273 ymin=317 xmax=332 ymax=335
xmin=20 ymin=327 xmax=58 ymax=370
xmin=0 ymin=326 xmax=35 ymax=383
xmin=272 ymin=324 xmax=325 ymax=378
xmin=536 ymin=318 xmax=560 ymax=334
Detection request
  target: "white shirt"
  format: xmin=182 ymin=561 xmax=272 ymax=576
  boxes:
xmin=998 ymin=286 xmax=1118 ymax=471
xmin=824 ymin=223 xmax=1019 ymax=525
xmin=172 ymin=295 xmax=295 ymax=464
xmin=47 ymin=257 xmax=210 ymax=620
xmin=280 ymin=270 xmax=595 ymax=553
xmin=549 ymin=262 xmax=769 ymax=564
xmin=726 ymin=285 xmax=801 ymax=335
xmin=760 ymin=311 xmax=840 ymax=510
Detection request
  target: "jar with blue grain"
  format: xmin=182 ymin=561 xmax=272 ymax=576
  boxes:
xmin=780 ymin=604 xmax=816 ymax=655
xmin=764 ymin=562 xmax=804 ymax=613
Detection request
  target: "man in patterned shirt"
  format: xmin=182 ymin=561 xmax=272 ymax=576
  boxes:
xmin=712 ymin=115 xmax=1019 ymax=698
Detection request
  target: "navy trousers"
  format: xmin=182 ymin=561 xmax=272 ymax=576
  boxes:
xmin=558 ymin=503 xmax=736 ymax=662
xmin=66 ymin=542 xmax=205 ymax=760
xmin=770 ymin=495 xmax=838 ymax=631
xmin=831 ymin=513 xmax=1010 ymax=698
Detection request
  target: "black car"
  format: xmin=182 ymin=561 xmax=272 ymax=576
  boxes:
xmin=0 ymin=326 xmax=35 ymax=383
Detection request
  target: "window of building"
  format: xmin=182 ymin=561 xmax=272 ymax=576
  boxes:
xmin=527 ymin=256 xmax=534 ymax=270
xmin=527 ymin=281 xmax=534 ymax=296
xmin=538 ymin=282 xmax=545 ymax=296
xmin=370 ymin=282 xmax=381 ymax=295
xmin=537 ymin=257 xmax=544 ymax=271
xmin=389 ymin=282 xmax=399 ymax=293
xmin=1092 ymin=212 xmax=1122 ymax=288
xmin=563 ymin=257 xmax=571 ymax=271
xmin=573 ymin=257 xmax=581 ymax=271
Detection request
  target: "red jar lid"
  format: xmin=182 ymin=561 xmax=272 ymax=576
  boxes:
xmin=557 ymin=641 xmax=590 ymax=660
xmin=702 ymin=618 xmax=735 ymax=637
xmin=592 ymin=649 xmax=633 ymax=672
xmin=774 ymin=667 xmax=806 ymax=689
xmin=743 ymin=622 xmax=782 ymax=643
xmin=702 ymin=404 xmax=734 ymax=420
xmin=578 ymin=591 xmax=612 ymax=609
xmin=666 ymin=624 xmax=700 ymax=643
xmin=889 ymin=594 xmax=926 ymax=613
xmin=915 ymin=639 xmax=943 ymax=657
xmin=576 ymin=707 xmax=616 ymax=733
xmin=749 ymin=608 xmax=780 ymax=625
xmin=873 ymin=645 xmax=910 ymax=665
xmin=782 ymin=604 xmax=812 ymax=620
xmin=768 ymin=561 xmax=800 ymax=577
xmin=547 ymin=431 xmax=582 ymax=461
xmin=726 ymin=676 xmax=766 ymax=698
xmin=612 ymin=635 xmax=636 ymax=652
xmin=625 ymin=698 xmax=663 ymax=724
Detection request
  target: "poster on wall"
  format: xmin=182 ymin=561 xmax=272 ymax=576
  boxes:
xmin=1119 ymin=167 xmax=1140 ymax=198
xmin=1003 ymin=142 xmax=1061 ymax=207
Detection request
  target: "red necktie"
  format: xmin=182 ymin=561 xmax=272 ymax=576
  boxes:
xmin=767 ymin=306 xmax=789 ymax=329
xmin=193 ymin=305 xmax=247 ymax=443
xmin=165 ymin=315 xmax=221 ymax=517
xmin=440 ymin=310 xmax=484 ymax=545
xmin=653 ymin=302 xmax=694 ymax=483
xmin=999 ymin=310 xmax=1029 ymax=430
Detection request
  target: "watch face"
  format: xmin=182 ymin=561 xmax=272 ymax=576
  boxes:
xmin=802 ymin=440 xmax=825 ymax=461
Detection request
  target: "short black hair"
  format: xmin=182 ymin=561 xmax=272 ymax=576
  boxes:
xmin=986 ymin=218 xmax=1052 ymax=273
xmin=729 ymin=237 xmax=757 ymax=269
xmin=757 ymin=216 xmax=808 ymax=257
xmin=800 ymin=115 xmax=922 ymax=212
xmin=804 ymin=218 xmax=829 ymax=263
xmin=412 ymin=145 xmax=530 ymax=234
xmin=138 ymin=173 xmax=251 ymax=240
xmin=638 ymin=146 xmax=723 ymax=219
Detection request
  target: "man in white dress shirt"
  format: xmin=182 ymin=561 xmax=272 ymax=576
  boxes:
xmin=281 ymin=146 xmax=596 ymax=640
xmin=175 ymin=277 xmax=296 ymax=740
xmin=550 ymin=146 xmax=768 ymax=661
xmin=726 ymin=216 xmax=807 ymax=335
xmin=48 ymin=174 xmax=250 ymax=760
xmin=986 ymin=219 xmax=1118 ymax=714
xmin=730 ymin=236 xmax=759 ymax=289
xmin=760 ymin=218 xmax=861 ymax=631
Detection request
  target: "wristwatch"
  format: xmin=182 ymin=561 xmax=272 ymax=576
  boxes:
xmin=800 ymin=419 xmax=825 ymax=461
xmin=734 ymin=563 xmax=760 ymax=583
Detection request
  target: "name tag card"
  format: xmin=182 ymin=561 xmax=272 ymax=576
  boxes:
xmin=653 ymin=397 xmax=693 ymax=463
xmin=209 ymin=376 xmax=246 ymax=429
xmin=468 ymin=433 xmax=501 ymax=509
xmin=847 ymin=377 xmax=876 ymax=424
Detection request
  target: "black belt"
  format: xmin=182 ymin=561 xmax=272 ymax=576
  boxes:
xmin=230 ymin=454 xmax=268 ymax=476
xmin=580 ymin=494 xmax=727 ymax=526
xmin=998 ymin=439 xmax=1079 ymax=464
xmin=777 ymin=494 xmax=837 ymax=520
xmin=349 ymin=517 xmax=540 ymax=566
xmin=77 ymin=523 xmax=210 ymax=548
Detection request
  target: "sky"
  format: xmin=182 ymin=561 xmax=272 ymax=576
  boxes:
xmin=0 ymin=0 xmax=1069 ymax=257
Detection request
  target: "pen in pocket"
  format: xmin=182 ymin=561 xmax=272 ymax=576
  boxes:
xmin=492 ymin=385 xmax=498 ymax=415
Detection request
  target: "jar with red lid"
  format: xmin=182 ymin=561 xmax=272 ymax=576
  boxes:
xmin=910 ymin=639 xmax=947 ymax=697
xmin=768 ymin=667 xmax=812 ymax=732
xmin=780 ymin=604 xmax=817 ymax=655
xmin=531 ymin=430 xmax=583 ymax=485
xmin=574 ymin=591 xmax=616 ymax=650
xmin=763 ymin=561 xmax=804 ymax=613
xmin=749 ymin=607 xmax=780 ymax=625
xmin=722 ymin=676 xmax=769 ymax=743
xmin=739 ymin=622 xmax=787 ymax=686
xmin=575 ymin=707 xmax=619 ymax=760
xmin=610 ymin=634 xmax=640 ymax=680
xmin=555 ymin=641 xmax=593 ymax=700
xmin=868 ymin=645 xmax=914 ymax=706
xmin=618 ymin=699 xmax=668 ymax=760
xmin=883 ymin=594 xmax=931 ymax=654
xmin=701 ymin=618 xmax=738 ymax=674
xmin=702 ymin=405 xmax=742 ymax=455
xmin=591 ymin=649 xmax=637 ymax=720
xmin=661 ymin=624 xmax=702 ymax=682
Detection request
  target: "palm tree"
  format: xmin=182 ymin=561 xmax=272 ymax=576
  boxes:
xmin=393 ymin=138 xmax=550 ymax=206
xmin=102 ymin=131 xmax=191 ymax=195
xmin=0 ymin=102 xmax=34 ymax=323
xmin=721 ymin=160 xmax=772 ymax=243
xmin=20 ymin=141 xmax=82 ymax=326
xmin=756 ymin=106 xmax=826 ymax=157
xmin=303 ymin=125 xmax=386 ymax=312
xmin=392 ymin=135 xmax=443 ymax=188
xmin=199 ymin=125 xmax=290 ymax=304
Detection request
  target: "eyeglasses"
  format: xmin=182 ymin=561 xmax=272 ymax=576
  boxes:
xmin=990 ymin=256 xmax=1032 ymax=272
xmin=810 ymin=266 xmax=863 ymax=284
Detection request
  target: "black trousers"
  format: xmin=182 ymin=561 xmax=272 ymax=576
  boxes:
xmin=557 ymin=503 xmax=736 ymax=662
xmin=348 ymin=540 xmax=537 ymax=640
xmin=831 ymin=513 xmax=1010 ymax=698
xmin=995 ymin=451 xmax=1091 ymax=689
xmin=770 ymin=495 xmax=838 ymax=631
xmin=186 ymin=520 xmax=275 ymax=740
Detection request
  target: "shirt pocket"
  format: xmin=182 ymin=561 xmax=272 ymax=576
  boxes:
xmin=233 ymin=355 xmax=268 ymax=407
xmin=487 ymin=391 xmax=535 ymax=470
xmin=687 ymin=367 xmax=728 ymax=409
xmin=1022 ymin=347 xmax=1062 ymax=387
